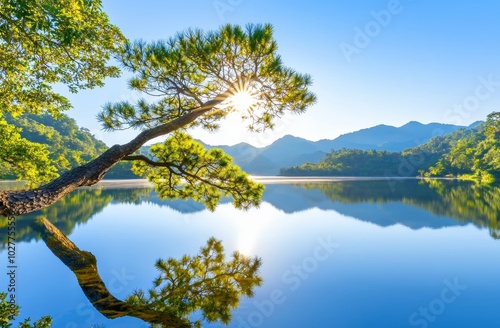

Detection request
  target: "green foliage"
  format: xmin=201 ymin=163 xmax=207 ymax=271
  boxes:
xmin=1 ymin=112 xmax=141 ymax=181
xmin=2 ymin=20 xmax=314 ymax=206
xmin=279 ymin=144 xmax=444 ymax=178
xmin=0 ymin=0 xmax=124 ymax=184
xmin=425 ymin=112 xmax=500 ymax=182
xmin=282 ymin=112 xmax=500 ymax=182
xmin=98 ymin=24 xmax=316 ymax=132
xmin=281 ymin=149 xmax=406 ymax=176
xmin=0 ymin=118 xmax=58 ymax=185
xmin=0 ymin=0 xmax=123 ymax=117
xmin=132 ymin=132 xmax=265 ymax=211
xmin=2 ymin=113 xmax=108 ymax=180
xmin=402 ymin=128 xmax=473 ymax=172
xmin=0 ymin=292 xmax=52 ymax=327
xmin=127 ymin=237 xmax=262 ymax=327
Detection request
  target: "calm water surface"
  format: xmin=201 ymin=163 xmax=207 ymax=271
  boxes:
xmin=1 ymin=178 xmax=500 ymax=328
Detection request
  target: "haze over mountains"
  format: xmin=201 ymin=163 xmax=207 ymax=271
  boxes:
xmin=201 ymin=121 xmax=480 ymax=175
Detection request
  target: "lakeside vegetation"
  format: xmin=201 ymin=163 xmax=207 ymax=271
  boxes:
xmin=0 ymin=112 xmax=137 ymax=181
xmin=1 ymin=113 xmax=107 ymax=179
xmin=281 ymin=112 xmax=500 ymax=183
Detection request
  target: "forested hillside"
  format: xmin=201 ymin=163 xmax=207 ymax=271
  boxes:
xmin=281 ymin=112 xmax=500 ymax=183
xmin=424 ymin=112 xmax=500 ymax=182
xmin=1 ymin=113 xmax=135 ymax=180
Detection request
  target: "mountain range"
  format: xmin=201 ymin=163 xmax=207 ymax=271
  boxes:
xmin=200 ymin=121 xmax=480 ymax=175
xmin=3 ymin=113 xmax=479 ymax=178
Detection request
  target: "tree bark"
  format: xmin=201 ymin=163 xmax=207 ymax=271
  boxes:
xmin=0 ymin=92 xmax=231 ymax=217
xmin=32 ymin=217 xmax=191 ymax=327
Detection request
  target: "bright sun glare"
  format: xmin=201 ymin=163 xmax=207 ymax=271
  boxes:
xmin=230 ymin=90 xmax=257 ymax=112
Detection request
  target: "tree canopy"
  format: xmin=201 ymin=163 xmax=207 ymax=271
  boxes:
xmin=0 ymin=0 xmax=124 ymax=183
xmin=97 ymin=24 xmax=315 ymax=210
xmin=424 ymin=112 xmax=500 ymax=182
xmin=0 ymin=0 xmax=123 ymax=116
xmin=99 ymin=24 xmax=315 ymax=133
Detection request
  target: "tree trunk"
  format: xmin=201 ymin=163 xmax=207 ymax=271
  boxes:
xmin=0 ymin=93 xmax=230 ymax=217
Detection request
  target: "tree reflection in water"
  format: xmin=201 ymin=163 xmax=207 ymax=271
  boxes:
xmin=0 ymin=185 xmax=262 ymax=327
xmin=31 ymin=216 xmax=262 ymax=327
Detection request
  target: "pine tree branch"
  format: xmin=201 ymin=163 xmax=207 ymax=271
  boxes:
xmin=0 ymin=89 xmax=232 ymax=217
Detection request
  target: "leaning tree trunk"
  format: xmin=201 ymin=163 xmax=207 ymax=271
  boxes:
xmin=0 ymin=94 xmax=230 ymax=217
xmin=32 ymin=217 xmax=191 ymax=327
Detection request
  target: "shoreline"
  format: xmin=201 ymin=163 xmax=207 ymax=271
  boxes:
xmin=0 ymin=176 xmax=461 ymax=190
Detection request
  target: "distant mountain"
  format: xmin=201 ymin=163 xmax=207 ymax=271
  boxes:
xmin=3 ymin=113 xmax=474 ymax=179
xmin=280 ymin=116 xmax=500 ymax=180
xmin=202 ymin=121 xmax=471 ymax=175
xmin=325 ymin=121 xmax=463 ymax=151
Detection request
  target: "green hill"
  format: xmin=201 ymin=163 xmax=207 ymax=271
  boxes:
xmin=281 ymin=112 xmax=500 ymax=183
xmin=1 ymin=113 xmax=136 ymax=180
xmin=423 ymin=112 xmax=500 ymax=182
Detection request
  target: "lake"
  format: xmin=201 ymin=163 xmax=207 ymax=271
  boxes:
xmin=1 ymin=178 xmax=500 ymax=328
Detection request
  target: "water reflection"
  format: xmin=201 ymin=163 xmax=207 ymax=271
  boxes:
xmin=296 ymin=179 xmax=500 ymax=238
xmin=31 ymin=217 xmax=188 ymax=326
xmin=2 ymin=179 xmax=500 ymax=327
xmin=2 ymin=179 xmax=500 ymax=250
xmin=32 ymin=217 xmax=261 ymax=327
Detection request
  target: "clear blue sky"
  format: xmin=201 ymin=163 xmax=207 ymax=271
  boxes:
xmin=62 ymin=0 xmax=500 ymax=147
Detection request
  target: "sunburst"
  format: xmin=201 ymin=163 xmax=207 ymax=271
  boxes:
xmin=230 ymin=90 xmax=257 ymax=112
xmin=225 ymin=79 xmax=261 ymax=113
